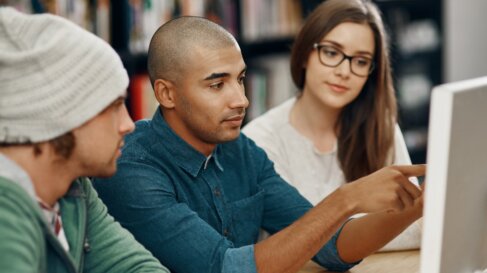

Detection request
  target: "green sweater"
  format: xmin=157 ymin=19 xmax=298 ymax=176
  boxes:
xmin=0 ymin=176 xmax=170 ymax=273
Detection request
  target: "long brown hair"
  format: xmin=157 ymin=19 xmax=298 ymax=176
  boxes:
xmin=290 ymin=0 xmax=396 ymax=182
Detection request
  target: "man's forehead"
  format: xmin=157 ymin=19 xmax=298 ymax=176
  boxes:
xmin=190 ymin=47 xmax=245 ymax=76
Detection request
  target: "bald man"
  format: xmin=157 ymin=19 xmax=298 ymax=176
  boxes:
xmin=93 ymin=17 xmax=425 ymax=273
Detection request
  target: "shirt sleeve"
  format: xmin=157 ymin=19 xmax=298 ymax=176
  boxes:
xmin=81 ymin=178 xmax=170 ymax=273
xmin=93 ymin=160 xmax=257 ymax=273
xmin=222 ymin=245 xmax=257 ymax=273
xmin=313 ymin=220 xmax=361 ymax=272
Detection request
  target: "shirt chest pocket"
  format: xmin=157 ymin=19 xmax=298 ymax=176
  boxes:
xmin=228 ymin=189 xmax=264 ymax=246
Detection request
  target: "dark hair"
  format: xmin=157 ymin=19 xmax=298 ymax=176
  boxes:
xmin=1 ymin=132 xmax=75 ymax=159
xmin=290 ymin=0 xmax=397 ymax=182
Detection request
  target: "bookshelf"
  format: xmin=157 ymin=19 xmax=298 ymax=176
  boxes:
xmin=111 ymin=0 xmax=444 ymax=163
xmin=1 ymin=0 xmax=111 ymax=42
xmin=109 ymin=0 xmax=303 ymax=121
xmin=2 ymin=0 xmax=443 ymax=164
xmin=374 ymin=0 xmax=443 ymax=164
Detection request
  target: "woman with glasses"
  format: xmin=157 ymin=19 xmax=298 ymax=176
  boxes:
xmin=243 ymin=0 xmax=421 ymax=251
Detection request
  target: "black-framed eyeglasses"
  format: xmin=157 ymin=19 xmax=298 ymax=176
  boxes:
xmin=313 ymin=43 xmax=375 ymax=77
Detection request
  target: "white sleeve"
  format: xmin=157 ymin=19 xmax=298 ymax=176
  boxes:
xmin=379 ymin=124 xmax=422 ymax=251
xmin=393 ymin=124 xmax=419 ymax=186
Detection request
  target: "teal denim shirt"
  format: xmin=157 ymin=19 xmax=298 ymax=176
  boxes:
xmin=93 ymin=108 xmax=356 ymax=273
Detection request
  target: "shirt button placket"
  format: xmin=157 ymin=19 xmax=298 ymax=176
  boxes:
xmin=223 ymin=228 xmax=230 ymax=237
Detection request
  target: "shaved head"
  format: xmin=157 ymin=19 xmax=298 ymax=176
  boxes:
xmin=148 ymin=16 xmax=239 ymax=86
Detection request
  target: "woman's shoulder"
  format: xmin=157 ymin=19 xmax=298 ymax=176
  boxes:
xmin=243 ymin=97 xmax=296 ymax=137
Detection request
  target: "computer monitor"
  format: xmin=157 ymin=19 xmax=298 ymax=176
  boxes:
xmin=420 ymin=76 xmax=487 ymax=273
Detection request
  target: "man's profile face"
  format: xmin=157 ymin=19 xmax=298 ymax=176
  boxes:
xmin=71 ymin=97 xmax=135 ymax=177
xmin=171 ymin=44 xmax=248 ymax=146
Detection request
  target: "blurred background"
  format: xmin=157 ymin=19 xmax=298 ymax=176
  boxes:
xmin=2 ymin=0 xmax=487 ymax=164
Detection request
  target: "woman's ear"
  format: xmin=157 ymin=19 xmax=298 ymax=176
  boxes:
xmin=154 ymin=78 xmax=176 ymax=109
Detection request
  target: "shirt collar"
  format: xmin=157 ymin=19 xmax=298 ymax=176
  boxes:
xmin=151 ymin=108 xmax=224 ymax=177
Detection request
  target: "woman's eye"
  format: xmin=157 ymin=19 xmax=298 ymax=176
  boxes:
xmin=323 ymin=48 xmax=339 ymax=57
xmin=355 ymin=57 xmax=372 ymax=67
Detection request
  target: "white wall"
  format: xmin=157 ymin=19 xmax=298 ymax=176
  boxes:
xmin=444 ymin=0 xmax=487 ymax=82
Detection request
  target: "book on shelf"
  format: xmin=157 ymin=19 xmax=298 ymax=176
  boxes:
xmin=240 ymin=0 xmax=302 ymax=42
xmin=130 ymin=74 xmax=159 ymax=121
xmin=245 ymin=54 xmax=296 ymax=122
xmin=246 ymin=67 xmax=268 ymax=121
xmin=2 ymin=0 xmax=111 ymax=42
xmin=128 ymin=0 xmax=237 ymax=53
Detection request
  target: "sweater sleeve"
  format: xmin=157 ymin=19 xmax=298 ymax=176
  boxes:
xmin=0 ymin=183 xmax=45 ymax=273
xmin=81 ymin=178 xmax=170 ymax=273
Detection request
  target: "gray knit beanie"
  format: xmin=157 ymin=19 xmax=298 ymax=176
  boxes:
xmin=0 ymin=8 xmax=129 ymax=143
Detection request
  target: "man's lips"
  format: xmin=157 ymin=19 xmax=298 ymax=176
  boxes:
xmin=224 ymin=114 xmax=245 ymax=122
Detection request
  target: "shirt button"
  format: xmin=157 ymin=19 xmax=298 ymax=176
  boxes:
xmin=214 ymin=188 xmax=221 ymax=197
xmin=223 ymin=229 xmax=230 ymax=236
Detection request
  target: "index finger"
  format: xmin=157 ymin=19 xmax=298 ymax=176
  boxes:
xmin=393 ymin=164 xmax=426 ymax=177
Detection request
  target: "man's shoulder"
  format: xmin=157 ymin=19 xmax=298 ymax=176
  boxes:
xmin=0 ymin=177 xmax=33 ymax=204
xmin=0 ymin=177 xmax=42 ymax=225
xmin=121 ymin=119 xmax=162 ymax=160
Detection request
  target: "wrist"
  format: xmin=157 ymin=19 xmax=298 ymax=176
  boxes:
xmin=327 ymin=185 xmax=360 ymax=216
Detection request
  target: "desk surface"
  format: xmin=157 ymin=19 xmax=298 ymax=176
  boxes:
xmin=299 ymin=250 xmax=419 ymax=273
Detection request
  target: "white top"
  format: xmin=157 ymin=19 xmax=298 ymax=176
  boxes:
xmin=243 ymin=97 xmax=422 ymax=251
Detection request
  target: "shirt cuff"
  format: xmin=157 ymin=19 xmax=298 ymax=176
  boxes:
xmin=313 ymin=219 xmax=362 ymax=272
xmin=222 ymin=245 xmax=258 ymax=273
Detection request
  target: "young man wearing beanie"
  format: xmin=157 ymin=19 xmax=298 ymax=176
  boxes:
xmin=0 ymin=8 xmax=169 ymax=273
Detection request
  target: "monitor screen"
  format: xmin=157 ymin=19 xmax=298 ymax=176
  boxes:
xmin=420 ymin=76 xmax=487 ymax=273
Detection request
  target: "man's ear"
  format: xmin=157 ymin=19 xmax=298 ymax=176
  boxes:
xmin=154 ymin=78 xmax=176 ymax=109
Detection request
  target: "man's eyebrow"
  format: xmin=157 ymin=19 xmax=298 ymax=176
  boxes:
xmin=204 ymin=72 xmax=230 ymax=81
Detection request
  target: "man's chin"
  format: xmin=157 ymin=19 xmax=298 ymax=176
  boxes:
xmin=218 ymin=128 xmax=242 ymax=142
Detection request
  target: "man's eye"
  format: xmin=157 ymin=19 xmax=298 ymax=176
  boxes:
xmin=210 ymin=82 xmax=224 ymax=89
xmin=238 ymin=75 xmax=246 ymax=84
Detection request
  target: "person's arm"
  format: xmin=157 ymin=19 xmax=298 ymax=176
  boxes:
xmin=81 ymin=178 xmax=170 ymax=273
xmin=253 ymin=164 xmax=425 ymax=273
xmin=336 ymin=196 xmax=422 ymax=262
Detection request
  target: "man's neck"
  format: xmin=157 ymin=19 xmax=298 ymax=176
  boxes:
xmin=0 ymin=145 xmax=77 ymax=207
xmin=163 ymin=110 xmax=216 ymax=156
